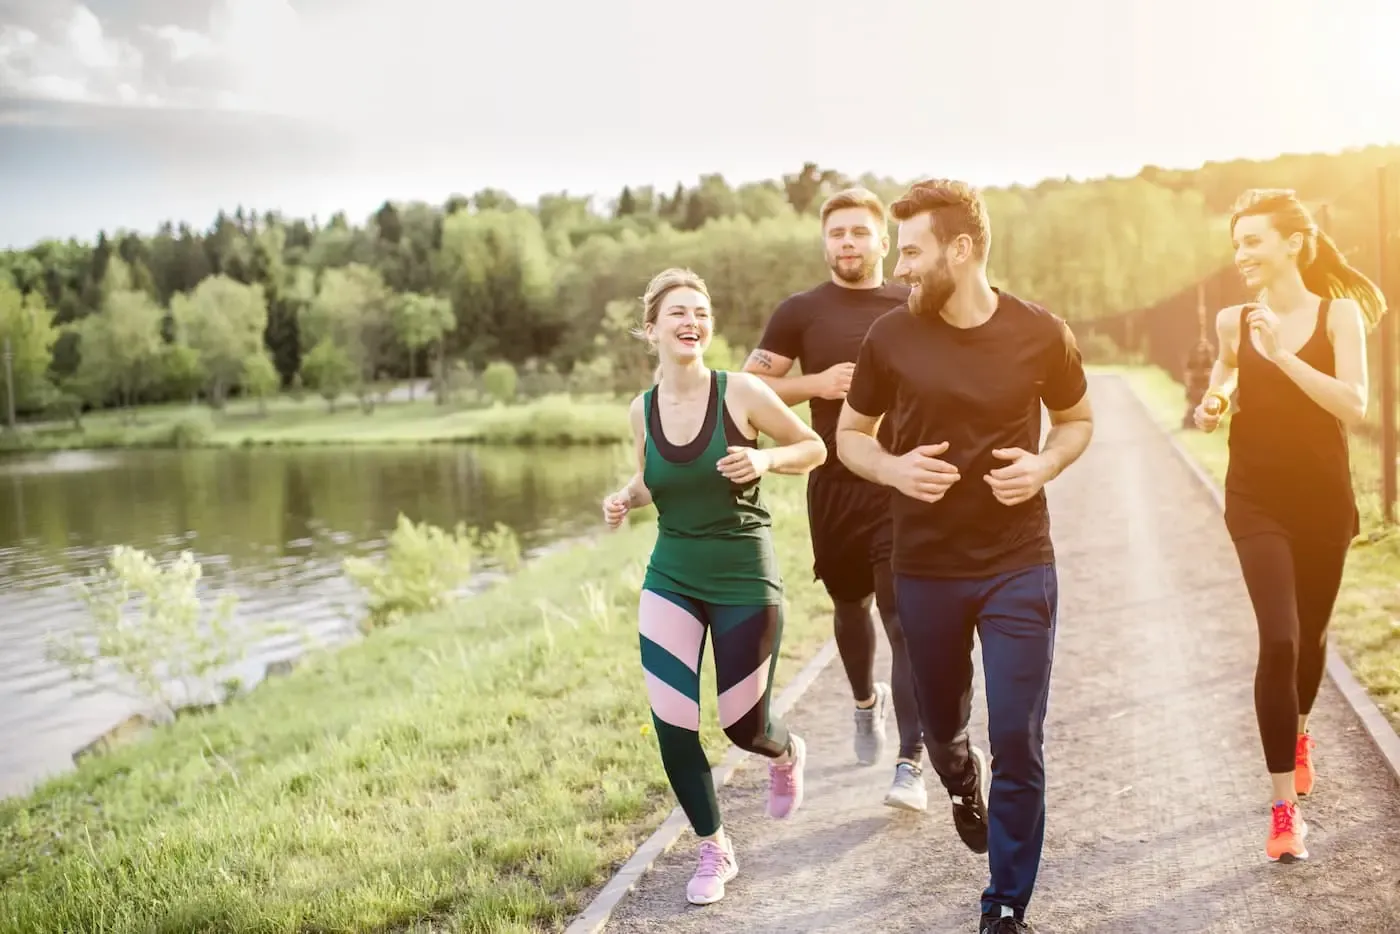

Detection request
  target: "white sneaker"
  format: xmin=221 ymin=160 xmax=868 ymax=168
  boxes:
xmin=884 ymin=761 xmax=928 ymax=812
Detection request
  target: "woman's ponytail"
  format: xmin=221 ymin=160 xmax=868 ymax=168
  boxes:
xmin=1299 ymin=229 xmax=1387 ymax=330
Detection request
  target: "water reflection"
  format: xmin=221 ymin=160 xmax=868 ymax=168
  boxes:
xmin=0 ymin=443 xmax=629 ymax=798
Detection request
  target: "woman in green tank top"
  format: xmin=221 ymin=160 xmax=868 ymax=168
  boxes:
xmin=601 ymin=267 xmax=827 ymax=907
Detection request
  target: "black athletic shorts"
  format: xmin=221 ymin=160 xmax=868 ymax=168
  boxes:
xmin=806 ymin=468 xmax=893 ymax=602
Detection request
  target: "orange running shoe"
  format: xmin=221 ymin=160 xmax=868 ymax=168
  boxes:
xmin=1266 ymin=800 xmax=1309 ymax=862
xmin=1295 ymin=733 xmax=1316 ymax=796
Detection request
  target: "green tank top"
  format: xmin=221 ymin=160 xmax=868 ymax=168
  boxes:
xmin=641 ymin=370 xmax=783 ymax=605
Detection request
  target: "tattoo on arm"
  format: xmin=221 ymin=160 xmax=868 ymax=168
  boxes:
xmin=748 ymin=350 xmax=775 ymax=370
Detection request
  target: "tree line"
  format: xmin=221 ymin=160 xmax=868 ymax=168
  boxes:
xmin=1 ymin=146 xmax=1396 ymax=422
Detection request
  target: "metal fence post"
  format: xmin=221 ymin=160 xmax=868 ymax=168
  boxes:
xmin=1379 ymin=164 xmax=1397 ymax=525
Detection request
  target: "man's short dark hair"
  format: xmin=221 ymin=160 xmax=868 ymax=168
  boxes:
xmin=889 ymin=178 xmax=990 ymax=259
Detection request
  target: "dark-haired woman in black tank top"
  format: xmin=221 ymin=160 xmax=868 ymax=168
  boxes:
xmin=1194 ymin=188 xmax=1386 ymax=863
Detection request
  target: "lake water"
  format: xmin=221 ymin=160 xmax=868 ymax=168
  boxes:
xmin=0 ymin=443 xmax=631 ymax=800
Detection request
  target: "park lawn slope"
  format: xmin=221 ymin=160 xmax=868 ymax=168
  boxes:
xmin=1109 ymin=364 xmax=1400 ymax=731
xmin=0 ymin=476 xmax=834 ymax=934
xmin=0 ymin=393 xmax=633 ymax=453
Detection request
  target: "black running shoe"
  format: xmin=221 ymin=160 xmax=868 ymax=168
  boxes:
xmin=979 ymin=911 xmax=1034 ymax=933
xmin=951 ymin=744 xmax=991 ymax=854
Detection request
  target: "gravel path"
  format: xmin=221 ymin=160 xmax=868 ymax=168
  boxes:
xmin=598 ymin=374 xmax=1400 ymax=934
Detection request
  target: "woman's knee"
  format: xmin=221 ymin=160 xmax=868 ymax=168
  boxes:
xmin=1257 ymin=629 xmax=1298 ymax=673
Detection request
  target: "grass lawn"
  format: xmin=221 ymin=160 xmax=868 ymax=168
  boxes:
xmin=0 ymin=392 xmax=633 ymax=453
xmin=0 ymin=471 xmax=836 ymax=933
xmin=1102 ymin=364 xmax=1400 ymax=732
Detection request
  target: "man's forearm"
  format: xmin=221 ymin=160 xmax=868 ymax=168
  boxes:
xmin=1039 ymin=419 xmax=1093 ymax=479
xmin=765 ymin=438 xmax=827 ymax=475
xmin=752 ymin=372 xmax=825 ymax=405
xmin=836 ymin=429 xmax=895 ymax=485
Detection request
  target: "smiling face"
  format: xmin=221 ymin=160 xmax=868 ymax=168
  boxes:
xmin=1232 ymin=212 xmax=1302 ymax=291
xmin=892 ymin=211 xmax=959 ymax=316
xmin=887 ymin=180 xmax=991 ymax=318
xmin=645 ymin=285 xmax=712 ymax=363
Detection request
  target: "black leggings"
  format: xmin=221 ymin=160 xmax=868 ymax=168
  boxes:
xmin=832 ymin=563 xmax=924 ymax=763
xmin=1232 ymin=531 xmax=1349 ymax=774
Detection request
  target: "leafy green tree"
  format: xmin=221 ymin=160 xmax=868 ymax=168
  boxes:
xmin=72 ymin=286 xmax=163 ymax=414
xmin=299 ymin=339 xmax=357 ymax=412
xmin=1 ymin=142 xmax=1394 ymax=419
xmin=0 ymin=277 xmax=60 ymax=423
xmin=392 ymin=292 xmax=456 ymax=400
xmin=302 ymin=263 xmax=396 ymax=407
xmin=170 ymin=275 xmax=269 ymax=407
xmin=242 ymin=352 xmax=280 ymax=415
xmin=160 ymin=343 xmax=206 ymax=404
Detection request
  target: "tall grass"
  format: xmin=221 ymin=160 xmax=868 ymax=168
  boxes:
xmin=0 ymin=471 xmax=834 ymax=933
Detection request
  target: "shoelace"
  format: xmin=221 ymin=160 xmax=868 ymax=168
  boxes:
xmin=1271 ymin=802 xmax=1297 ymax=836
xmin=1296 ymin=735 xmax=1314 ymax=768
xmin=694 ymin=841 xmax=729 ymax=878
xmin=770 ymin=756 xmax=796 ymax=794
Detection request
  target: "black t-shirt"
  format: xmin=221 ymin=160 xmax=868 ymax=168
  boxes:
xmin=846 ymin=289 xmax=1088 ymax=578
xmin=756 ymin=281 xmax=910 ymax=482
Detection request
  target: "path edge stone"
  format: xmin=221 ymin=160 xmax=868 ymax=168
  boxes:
xmin=563 ymin=637 xmax=840 ymax=934
xmin=1116 ymin=372 xmax=1400 ymax=789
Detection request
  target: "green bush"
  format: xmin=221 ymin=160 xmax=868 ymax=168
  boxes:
xmin=344 ymin=516 xmax=479 ymax=629
xmin=343 ymin=516 xmax=525 ymax=629
xmin=46 ymin=546 xmax=260 ymax=714
xmin=482 ymin=361 xmax=518 ymax=404
xmin=479 ymin=521 xmax=522 ymax=573
xmin=162 ymin=409 xmax=216 ymax=448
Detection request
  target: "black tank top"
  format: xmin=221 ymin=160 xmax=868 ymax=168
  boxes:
xmin=1224 ymin=299 xmax=1359 ymax=541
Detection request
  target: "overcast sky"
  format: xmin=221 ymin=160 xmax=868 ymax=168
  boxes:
xmin=2 ymin=0 xmax=1398 ymax=248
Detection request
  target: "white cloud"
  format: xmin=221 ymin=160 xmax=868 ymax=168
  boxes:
xmin=0 ymin=4 xmax=151 ymax=106
xmin=143 ymin=24 xmax=215 ymax=63
xmin=22 ymin=73 xmax=88 ymax=100
xmin=65 ymin=5 xmax=130 ymax=71
xmin=0 ymin=0 xmax=319 ymax=116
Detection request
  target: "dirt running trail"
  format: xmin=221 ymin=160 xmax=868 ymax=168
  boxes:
xmin=598 ymin=374 xmax=1400 ymax=934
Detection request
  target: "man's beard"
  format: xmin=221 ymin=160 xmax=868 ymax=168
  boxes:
xmin=908 ymin=263 xmax=956 ymax=317
xmin=829 ymin=253 xmax=878 ymax=284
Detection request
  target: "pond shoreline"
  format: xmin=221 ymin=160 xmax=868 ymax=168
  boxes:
xmin=9 ymin=524 xmax=602 ymax=804
xmin=0 ymin=394 xmax=634 ymax=455
xmin=0 ymin=443 xmax=630 ymax=803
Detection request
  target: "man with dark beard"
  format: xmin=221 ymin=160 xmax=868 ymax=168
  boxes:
xmin=836 ymin=179 xmax=1093 ymax=934
xmin=744 ymin=188 xmax=926 ymax=813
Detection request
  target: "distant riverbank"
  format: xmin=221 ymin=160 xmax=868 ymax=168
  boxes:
xmin=0 ymin=392 xmax=634 ymax=453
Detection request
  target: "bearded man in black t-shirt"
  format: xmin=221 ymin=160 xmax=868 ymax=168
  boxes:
xmin=744 ymin=188 xmax=927 ymax=814
xmin=836 ymin=179 xmax=1094 ymax=934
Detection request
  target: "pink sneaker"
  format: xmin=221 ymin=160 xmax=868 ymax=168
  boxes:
xmin=767 ymin=734 xmax=806 ymax=819
xmin=685 ymin=838 xmax=738 ymax=905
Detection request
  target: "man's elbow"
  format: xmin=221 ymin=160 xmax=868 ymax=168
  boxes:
xmin=835 ymin=428 xmax=865 ymax=471
xmin=1058 ymin=413 xmax=1094 ymax=443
